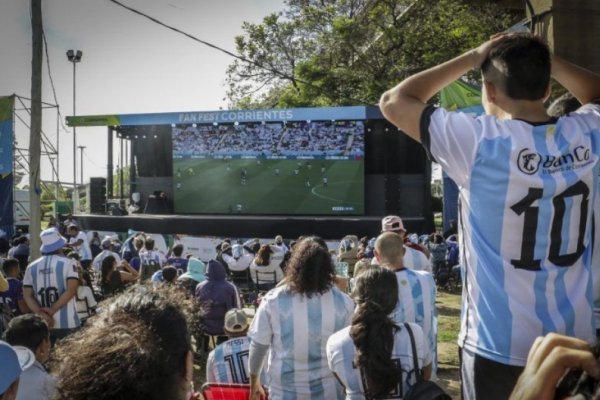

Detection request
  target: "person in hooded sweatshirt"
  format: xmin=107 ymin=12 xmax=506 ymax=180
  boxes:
xmin=177 ymin=257 xmax=206 ymax=298
xmin=195 ymin=259 xmax=241 ymax=350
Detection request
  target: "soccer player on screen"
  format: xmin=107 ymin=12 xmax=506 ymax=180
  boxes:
xmin=380 ymin=33 xmax=600 ymax=399
xmin=322 ymin=176 xmax=328 ymax=187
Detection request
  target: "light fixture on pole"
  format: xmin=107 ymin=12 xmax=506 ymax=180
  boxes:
xmin=66 ymin=49 xmax=82 ymax=210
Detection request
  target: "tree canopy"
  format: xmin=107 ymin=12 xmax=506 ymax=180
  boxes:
xmin=226 ymin=0 xmax=520 ymax=108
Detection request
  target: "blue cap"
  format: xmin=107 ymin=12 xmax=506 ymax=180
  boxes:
xmin=0 ymin=341 xmax=35 ymax=394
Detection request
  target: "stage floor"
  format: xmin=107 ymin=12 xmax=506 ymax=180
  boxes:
xmin=75 ymin=213 xmax=428 ymax=240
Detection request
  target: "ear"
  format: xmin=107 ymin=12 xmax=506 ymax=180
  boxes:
xmin=542 ymin=84 xmax=551 ymax=103
xmin=484 ymin=80 xmax=497 ymax=104
xmin=374 ymin=249 xmax=381 ymax=263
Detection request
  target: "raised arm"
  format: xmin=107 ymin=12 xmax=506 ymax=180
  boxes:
xmin=552 ymin=56 xmax=600 ymax=105
xmin=379 ymin=34 xmax=505 ymax=141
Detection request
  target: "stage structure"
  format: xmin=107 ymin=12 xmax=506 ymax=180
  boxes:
xmin=67 ymin=106 xmax=433 ymax=239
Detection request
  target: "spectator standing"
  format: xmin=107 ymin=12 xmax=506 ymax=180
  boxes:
xmin=379 ymin=33 xmax=600 ymax=398
xmin=374 ymin=232 xmax=437 ymax=377
xmin=167 ymin=244 xmax=188 ymax=275
xmin=0 ymin=259 xmax=29 ymax=316
xmin=377 ymin=216 xmax=431 ymax=273
xmin=425 ymin=233 xmax=448 ymax=276
xmin=138 ymin=237 xmax=166 ymax=282
xmin=75 ymin=266 xmax=97 ymax=324
xmin=4 ymin=315 xmax=57 ymax=400
xmin=248 ymin=237 xmax=354 ymax=400
xmin=89 ymin=232 xmax=102 ymax=258
xmin=7 ymin=236 xmax=29 ymax=274
xmin=66 ymin=225 xmax=92 ymax=270
xmin=23 ymin=228 xmax=80 ymax=344
xmin=327 ymin=266 xmax=432 ymax=398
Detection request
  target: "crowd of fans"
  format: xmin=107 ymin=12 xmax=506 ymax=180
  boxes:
xmin=0 ymin=213 xmax=466 ymax=399
xmin=172 ymin=120 xmax=364 ymax=158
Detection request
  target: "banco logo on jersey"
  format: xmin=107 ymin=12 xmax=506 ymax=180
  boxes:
xmin=517 ymin=146 xmax=591 ymax=175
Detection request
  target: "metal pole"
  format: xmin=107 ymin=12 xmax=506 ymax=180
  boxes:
xmin=72 ymin=59 xmax=77 ymax=207
xmin=78 ymin=145 xmax=85 ymax=186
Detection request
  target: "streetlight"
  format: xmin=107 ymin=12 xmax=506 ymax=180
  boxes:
xmin=77 ymin=145 xmax=86 ymax=187
xmin=66 ymin=49 xmax=82 ymax=210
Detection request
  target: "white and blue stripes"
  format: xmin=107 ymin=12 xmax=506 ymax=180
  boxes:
xmin=248 ymin=284 xmax=354 ymax=400
xmin=428 ymin=105 xmax=600 ymax=365
xmin=23 ymin=255 xmax=80 ymax=329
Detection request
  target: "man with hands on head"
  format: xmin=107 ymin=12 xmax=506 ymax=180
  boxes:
xmin=380 ymin=33 xmax=600 ymax=399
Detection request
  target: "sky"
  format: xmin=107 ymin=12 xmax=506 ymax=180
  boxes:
xmin=0 ymin=0 xmax=285 ymax=187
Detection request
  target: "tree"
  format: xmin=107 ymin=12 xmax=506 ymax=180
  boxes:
xmin=227 ymin=0 xmax=519 ymax=108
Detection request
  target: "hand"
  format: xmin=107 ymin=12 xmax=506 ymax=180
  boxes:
xmin=509 ymin=333 xmax=600 ymax=400
xmin=37 ymin=309 xmax=55 ymax=328
xmin=249 ymin=383 xmax=266 ymax=400
xmin=472 ymin=32 xmax=512 ymax=68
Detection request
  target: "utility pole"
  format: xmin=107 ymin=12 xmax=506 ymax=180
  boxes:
xmin=78 ymin=145 xmax=85 ymax=187
xmin=29 ymin=0 xmax=42 ymax=259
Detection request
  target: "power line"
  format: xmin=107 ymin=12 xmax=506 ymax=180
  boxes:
xmin=41 ymin=29 xmax=69 ymax=133
xmin=106 ymin=0 xmax=370 ymax=105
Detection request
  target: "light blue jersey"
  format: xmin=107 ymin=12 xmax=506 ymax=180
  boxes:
xmin=206 ymin=336 xmax=253 ymax=384
xmin=424 ymin=103 xmax=600 ymax=365
xmin=389 ymin=269 xmax=437 ymax=376
xmin=326 ymin=323 xmax=431 ymax=399
xmin=249 ymin=284 xmax=354 ymax=400
xmin=23 ymin=255 xmax=80 ymax=329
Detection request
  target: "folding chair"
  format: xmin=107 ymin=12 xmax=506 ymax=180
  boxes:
xmin=229 ymin=269 xmax=255 ymax=306
xmin=253 ymin=270 xmax=277 ymax=294
xmin=201 ymin=383 xmax=268 ymax=400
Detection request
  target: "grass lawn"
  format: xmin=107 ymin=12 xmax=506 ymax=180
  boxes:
xmin=436 ymin=287 xmax=462 ymax=398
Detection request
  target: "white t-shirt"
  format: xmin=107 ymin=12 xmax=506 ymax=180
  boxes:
xmin=23 ymin=255 xmax=80 ymax=329
xmin=423 ymin=103 xmax=600 ymax=365
xmin=69 ymin=231 xmax=92 ymax=261
xmin=327 ymin=323 xmax=432 ymax=399
xmin=222 ymin=253 xmax=253 ymax=272
xmin=92 ymin=249 xmax=122 ymax=275
xmin=248 ymin=284 xmax=354 ymax=399
xmin=76 ymin=285 xmax=97 ymax=320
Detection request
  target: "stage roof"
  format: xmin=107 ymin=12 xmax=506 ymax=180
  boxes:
xmin=66 ymin=106 xmax=385 ymax=127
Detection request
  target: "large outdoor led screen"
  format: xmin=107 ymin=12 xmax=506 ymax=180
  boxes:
xmin=172 ymin=120 xmax=364 ymax=215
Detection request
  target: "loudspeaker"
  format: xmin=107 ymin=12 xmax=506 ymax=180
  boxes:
xmin=87 ymin=177 xmax=107 ymax=214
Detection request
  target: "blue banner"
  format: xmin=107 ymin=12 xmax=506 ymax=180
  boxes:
xmin=0 ymin=96 xmax=14 ymax=237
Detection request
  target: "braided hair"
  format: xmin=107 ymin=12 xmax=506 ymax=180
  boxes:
xmin=349 ymin=266 xmax=401 ymax=398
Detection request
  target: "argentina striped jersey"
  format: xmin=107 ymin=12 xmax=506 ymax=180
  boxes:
xmin=249 ymin=284 xmax=354 ymax=400
xmin=423 ymin=103 xmax=600 ymax=365
xmin=23 ymin=255 xmax=81 ymax=329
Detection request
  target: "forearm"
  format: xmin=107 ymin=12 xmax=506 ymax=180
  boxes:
xmin=23 ymin=289 xmax=42 ymax=313
xmin=552 ymin=56 xmax=600 ymax=105
xmin=49 ymin=283 xmax=78 ymax=315
xmin=248 ymin=341 xmax=269 ymax=375
xmin=0 ymin=274 xmax=8 ymax=291
xmin=387 ymin=50 xmax=474 ymax=104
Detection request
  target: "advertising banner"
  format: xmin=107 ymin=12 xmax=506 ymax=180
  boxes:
xmin=0 ymin=96 xmax=14 ymax=237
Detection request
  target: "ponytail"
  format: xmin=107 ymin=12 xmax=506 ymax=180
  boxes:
xmin=349 ymin=267 xmax=400 ymax=398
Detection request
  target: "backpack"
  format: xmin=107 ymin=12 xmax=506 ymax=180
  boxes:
xmin=403 ymin=323 xmax=451 ymax=400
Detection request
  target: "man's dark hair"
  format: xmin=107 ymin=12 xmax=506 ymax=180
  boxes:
xmin=481 ymin=35 xmax=551 ymax=101
xmin=144 ymin=237 xmax=155 ymax=251
xmin=5 ymin=314 xmax=49 ymax=352
xmin=1 ymin=258 xmax=19 ymax=276
xmin=162 ymin=266 xmax=177 ymax=283
xmin=17 ymin=236 xmax=28 ymax=245
xmin=171 ymin=244 xmax=184 ymax=257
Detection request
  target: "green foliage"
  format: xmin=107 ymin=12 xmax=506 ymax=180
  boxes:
xmin=227 ymin=0 xmax=520 ymax=108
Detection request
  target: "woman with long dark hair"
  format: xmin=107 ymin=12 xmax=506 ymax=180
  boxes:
xmin=100 ymin=255 xmax=137 ymax=297
xmin=249 ymin=244 xmax=284 ymax=290
xmin=327 ymin=266 xmax=432 ymax=399
xmin=248 ymin=236 xmax=355 ymax=400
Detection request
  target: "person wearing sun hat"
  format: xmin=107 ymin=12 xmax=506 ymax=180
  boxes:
xmin=0 ymin=340 xmax=35 ymax=400
xmin=206 ymin=309 xmax=263 ymax=384
xmin=22 ymin=228 xmax=80 ymax=344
